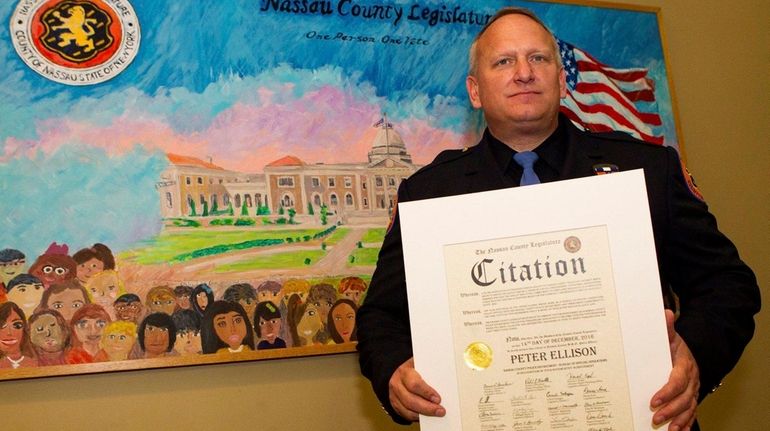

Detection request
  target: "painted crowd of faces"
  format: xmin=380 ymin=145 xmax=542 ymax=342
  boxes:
xmin=0 ymin=244 xmax=365 ymax=369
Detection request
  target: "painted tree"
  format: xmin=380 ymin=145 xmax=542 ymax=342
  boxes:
xmin=288 ymin=207 xmax=296 ymax=224
xmin=320 ymin=204 xmax=328 ymax=225
xmin=307 ymin=202 xmax=315 ymax=215
xmin=240 ymin=201 xmax=249 ymax=216
xmin=188 ymin=198 xmax=197 ymax=217
xmin=202 ymin=201 xmax=209 ymax=217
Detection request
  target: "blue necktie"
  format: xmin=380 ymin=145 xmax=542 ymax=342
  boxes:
xmin=513 ymin=151 xmax=541 ymax=186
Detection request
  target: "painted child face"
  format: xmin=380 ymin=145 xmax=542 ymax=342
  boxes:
xmin=195 ymin=292 xmax=209 ymax=311
xmin=297 ymin=305 xmax=322 ymax=341
xmin=258 ymin=316 xmax=281 ymax=343
xmin=174 ymin=330 xmax=202 ymax=356
xmin=214 ymin=311 xmax=247 ymax=350
xmin=312 ymin=297 xmax=334 ymax=325
xmin=332 ymin=303 xmax=356 ymax=343
xmin=258 ymin=290 xmax=281 ymax=305
xmin=87 ymin=273 xmax=120 ymax=309
xmin=115 ymin=301 xmax=142 ymax=323
xmin=149 ymin=293 xmax=176 ymax=315
xmin=143 ymin=325 xmax=169 ymax=356
xmin=7 ymin=282 xmax=44 ymax=318
xmin=30 ymin=257 xmax=73 ymax=288
xmin=103 ymin=332 xmax=135 ymax=361
xmin=0 ymin=258 xmax=26 ymax=285
xmin=343 ymin=289 xmax=363 ymax=305
xmin=238 ymin=298 xmax=257 ymax=325
xmin=74 ymin=317 xmax=108 ymax=347
xmin=49 ymin=289 xmax=87 ymax=322
xmin=0 ymin=309 xmax=25 ymax=356
xmin=30 ymin=314 xmax=66 ymax=353
xmin=76 ymin=258 xmax=104 ymax=284
xmin=282 ymin=291 xmax=307 ymax=308
xmin=175 ymin=295 xmax=191 ymax=310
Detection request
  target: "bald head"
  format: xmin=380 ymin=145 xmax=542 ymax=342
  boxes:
xmin=469 ymin=7 xmax=562 ymax=76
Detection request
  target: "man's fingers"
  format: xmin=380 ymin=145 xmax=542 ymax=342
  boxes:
xmin=402 ymin=369 xmax=442 ymax=404
xmin=389 ymin=394 xmax=419 ymax=422
xmin=389 ymin=357 xmax=446 ymax=421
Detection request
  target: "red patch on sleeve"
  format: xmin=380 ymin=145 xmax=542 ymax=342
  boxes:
xmin=680 ymin=160 xmax=704 ymax=201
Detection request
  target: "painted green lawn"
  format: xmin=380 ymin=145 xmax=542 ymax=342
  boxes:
xmin=215 ymin=250 xmax=328 ymax=272
xmin=122 ymin=228 xmax=343 ymax=265
xmin=321 ymin=227 xmax=349 ymax=245
xmin=361 ymin=228 xmax=386 ymax=243
xmin=347 ymin=248 xmax=380 ymax=267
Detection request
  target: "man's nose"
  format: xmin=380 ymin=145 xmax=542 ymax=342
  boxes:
xmin=513 ymin=58 xmax=534 ymax=82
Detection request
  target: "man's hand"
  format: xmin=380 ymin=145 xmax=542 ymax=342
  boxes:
xmin=389 ymin=357 xmax=446 ymax=422
xmin=651 ymin=309 xmax=700 ymax=431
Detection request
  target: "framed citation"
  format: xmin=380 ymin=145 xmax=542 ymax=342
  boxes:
xmin=399 ymin=170 xmax=671 ymax=431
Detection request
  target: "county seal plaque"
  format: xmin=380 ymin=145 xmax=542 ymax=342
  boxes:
xmin=464 ymin=342 xmax=492 ymax=370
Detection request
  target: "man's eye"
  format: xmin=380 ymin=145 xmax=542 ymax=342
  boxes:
xmin=496 ymin=58 xmax=511 ymax=66
xmin=530 ymin=55 xmax=547 ymax=63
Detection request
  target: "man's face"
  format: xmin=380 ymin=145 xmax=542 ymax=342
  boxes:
xmin=466 ymin=14 xmax=566 ymax=136
xmin=7 ymin=282 xmax=44 ymax=317
xmin=0 ymin=258 xmax=25 ymax=285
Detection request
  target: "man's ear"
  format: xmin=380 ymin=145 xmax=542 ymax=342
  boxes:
xmin=559 ymin=67 xmax=567 ymax=99
xmin=466 ymin=75 xmax=482 ymax=109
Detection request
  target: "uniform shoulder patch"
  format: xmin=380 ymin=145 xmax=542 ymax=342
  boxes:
xmin=680 ymin=160 xmax=704 ymax=201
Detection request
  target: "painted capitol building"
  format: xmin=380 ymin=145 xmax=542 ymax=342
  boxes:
xmin=156 ymin=119 xmax=421 ymax=225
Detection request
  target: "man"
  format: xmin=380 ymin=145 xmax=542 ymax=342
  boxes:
xmin=357 ymin=7 xmax=760 ymax=431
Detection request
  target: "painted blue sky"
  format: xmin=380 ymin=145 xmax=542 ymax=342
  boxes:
xmin=0 ymin=0 xmax=675 ymax=257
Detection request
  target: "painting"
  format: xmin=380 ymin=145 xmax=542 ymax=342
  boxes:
xmin=0 ymin=0 xmax=678 ymax=379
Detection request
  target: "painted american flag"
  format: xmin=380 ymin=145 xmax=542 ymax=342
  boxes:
xmin=557 ymin=39 xmax=664 ymax=145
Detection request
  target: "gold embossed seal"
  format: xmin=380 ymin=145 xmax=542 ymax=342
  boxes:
xmin=464 ymin=342 xmax=493 ymax=370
